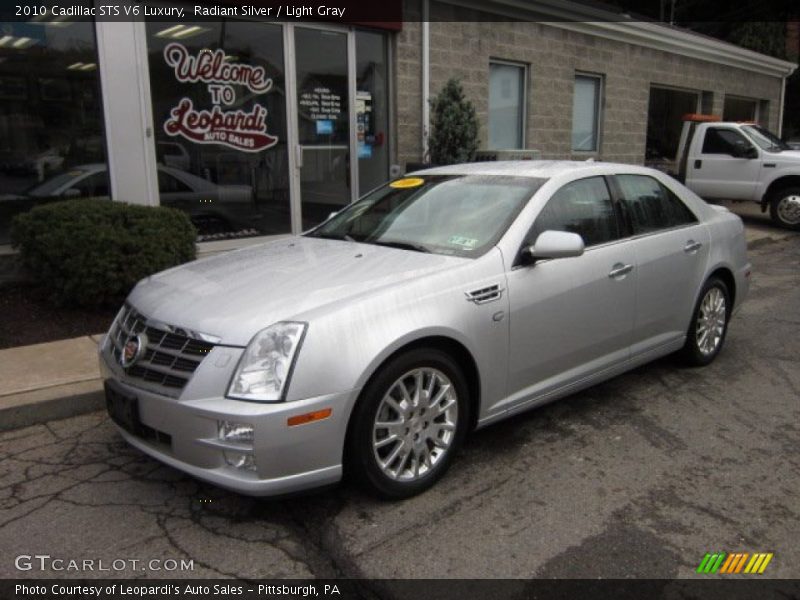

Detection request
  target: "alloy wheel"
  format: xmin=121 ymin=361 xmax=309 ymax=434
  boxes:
xmin=696 ymin=287 xmax=727 ymax=356
xmin=372 ymin=368 xmax=458 ymax=482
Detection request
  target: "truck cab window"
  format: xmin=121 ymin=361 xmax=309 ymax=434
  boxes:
xmin=702 ymin=128 xmax=753 ymax=155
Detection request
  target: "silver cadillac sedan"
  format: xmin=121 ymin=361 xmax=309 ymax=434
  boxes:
xmin=99 ymin=161 xmax=750 ymax=499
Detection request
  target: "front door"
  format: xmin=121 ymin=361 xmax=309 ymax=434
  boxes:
xmin=501 ymin=176 xmax=636 ymax=412
xmin=292 ymin=26 xmax=354 ymax=230
xmin=686 ymin=126 xmax=762 ymax=200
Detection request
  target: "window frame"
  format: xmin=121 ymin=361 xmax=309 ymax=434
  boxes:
xmin=571 ymin=72 xmax=604 ymax=153
xmin=488 ymin=59 xmax=528 ymax=150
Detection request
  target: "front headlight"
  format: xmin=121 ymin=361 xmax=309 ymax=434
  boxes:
xmin=227 ymin=322 xmax=307 ymax=402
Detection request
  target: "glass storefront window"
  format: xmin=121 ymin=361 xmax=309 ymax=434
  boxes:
xmin=294 ymin=27 xmax=351 ymax=229
xmin=0 ymin=19 xmax=107 ymax=244
xmin=146 ymin=20 xmax=290 ymax=240
xmin=356 ymin=29 xmax=390 ymax=195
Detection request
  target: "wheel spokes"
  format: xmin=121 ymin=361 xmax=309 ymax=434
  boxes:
xmin=372 ymin=367 xmax=459 ymax=482
xmin=696 ymin=287 xmax=726 ymax=356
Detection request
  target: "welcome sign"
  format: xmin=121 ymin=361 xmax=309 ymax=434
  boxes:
xmin=162 ymin=43 xmax=278 ymax=153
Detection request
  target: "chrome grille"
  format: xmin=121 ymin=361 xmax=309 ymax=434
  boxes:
xmin=108 ymin=304 xmax=214 ymax=396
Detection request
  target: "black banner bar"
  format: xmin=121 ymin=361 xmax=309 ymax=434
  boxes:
xmin=3 ymin=579 xmax=800 ymax=600
xmin=0 ymin=0 xmax=797 ymax=23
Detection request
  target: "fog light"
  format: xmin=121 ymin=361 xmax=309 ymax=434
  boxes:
xmin=217 ymin=421 xmax=254 ymax=444
xmin=223 ymin=451 xmax=256 ymax=471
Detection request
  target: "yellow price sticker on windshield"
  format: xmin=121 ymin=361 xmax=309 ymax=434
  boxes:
xmin=390 ymin=177 xmax=425 ymax=189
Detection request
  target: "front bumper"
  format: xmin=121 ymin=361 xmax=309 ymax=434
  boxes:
xmin=99 ymin=349 xmax=358 ymax=497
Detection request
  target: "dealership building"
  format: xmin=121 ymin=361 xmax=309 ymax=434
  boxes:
xmin=0 ymin=0 xmax=795 ymax=249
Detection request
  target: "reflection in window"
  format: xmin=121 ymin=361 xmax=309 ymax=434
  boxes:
xmin=529 ymin=177 xmax=618 ymax=247
xmin=0 ymin=19 xmax=107 ymax=244
xmin=616 ymin=175 xmax=697 ymax=234
xmin=146 ymin=20 xmax=290 ymax=240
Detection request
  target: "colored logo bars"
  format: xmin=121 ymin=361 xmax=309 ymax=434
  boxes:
xmin=697 ymin=552 xmax=773 ymax=574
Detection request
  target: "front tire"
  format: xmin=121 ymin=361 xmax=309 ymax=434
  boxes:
xmin=769 ymin=188 xmax=800 ymax=230
xmin=680 ymin=277 xmax=730 ymax=366
xmin=346 ymin=348 xmax=470 ymax=499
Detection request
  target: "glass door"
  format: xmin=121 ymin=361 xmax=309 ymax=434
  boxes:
xmin=292 ymin=26 xmax=352 ymax=230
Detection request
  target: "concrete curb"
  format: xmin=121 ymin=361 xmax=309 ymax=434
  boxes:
xmin=0 ymin=380 xmax=104 ymax=432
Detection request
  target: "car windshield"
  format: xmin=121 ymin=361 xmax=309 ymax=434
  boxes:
xmin=24 ymin=169 xmax=91 ymax=197
xmin=306 ymin=174 xmax=545 ymax=257
xmin=742 ymin=125 xmax=790 ymax=152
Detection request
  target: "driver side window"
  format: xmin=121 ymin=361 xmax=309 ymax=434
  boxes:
xmin=701 ymin=128 xmax=752 ymax=155
xmin=526 ymin=176 xmax=620 ymax=248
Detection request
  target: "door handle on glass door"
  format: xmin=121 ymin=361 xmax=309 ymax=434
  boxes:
xmin=684 ymin=240 xmax=703 ymax=253
xmin=608 ymin=263 xmax=633 ymax=279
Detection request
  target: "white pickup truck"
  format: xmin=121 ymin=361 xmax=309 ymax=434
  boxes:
xmin=671 ymin=114 xmax=800 ymax=230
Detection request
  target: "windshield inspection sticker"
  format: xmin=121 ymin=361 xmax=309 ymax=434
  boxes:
xmin=448 ymin=236 xmax=479 ymax=249
xmin=389 ymin=177 xmax=425 ymax=189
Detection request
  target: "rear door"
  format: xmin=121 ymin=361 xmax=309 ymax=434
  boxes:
xmin=611 ymin=174 xmax=710 ymax=358
xmin=686 ymin=126 xmax=762 ymax=200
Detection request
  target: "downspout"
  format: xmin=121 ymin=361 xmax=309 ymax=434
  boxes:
xmin=421 ymin=0 xmax=430 ymax=162
xmin=777 ymin=73 xmax=787 ymax=137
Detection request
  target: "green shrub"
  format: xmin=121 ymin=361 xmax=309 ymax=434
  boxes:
xmin=11 ymin=199 xmax=196 ymax=307
xmin=428 ymin=78 xmax=479 ymax=165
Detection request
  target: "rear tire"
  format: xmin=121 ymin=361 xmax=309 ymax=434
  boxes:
xmin=769 ymin=187 xmax=800 ymax=230
xmin=345 ymin=348 xmax=470 ymax=499
xmin=680 ymin=277 xmax=730 ymax=367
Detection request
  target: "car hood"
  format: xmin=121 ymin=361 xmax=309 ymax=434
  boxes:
xmin=128 ymin=236 xmax=467 ymax=346
xmin=774 ymin=150 xmax=800 ymax=162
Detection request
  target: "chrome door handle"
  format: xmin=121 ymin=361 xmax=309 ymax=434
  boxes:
xmin=684 ymin=240 xmax=703 ymax=253
xmin=608 ymin=263 xmax=633 ymax=279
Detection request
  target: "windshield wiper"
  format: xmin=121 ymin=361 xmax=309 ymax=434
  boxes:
xmin=309 ymin=232 xmax=356 ymax=242
xmin=368 ymin=240 xmax=431 ymax=253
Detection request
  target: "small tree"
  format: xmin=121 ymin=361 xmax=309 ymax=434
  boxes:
xmin=428 ymin=78 xmax=479 ymax=165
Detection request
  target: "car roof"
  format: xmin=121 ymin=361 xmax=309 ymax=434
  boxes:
xmin=408 ymin=160 xmax=657 ymax=179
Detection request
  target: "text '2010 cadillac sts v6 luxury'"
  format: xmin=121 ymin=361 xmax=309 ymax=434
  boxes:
xmin=99 ymin=161 xmax=750 ymax=499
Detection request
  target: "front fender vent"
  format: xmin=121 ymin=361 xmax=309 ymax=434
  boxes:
xmin=465 ymin=284 xmax=504 ymax=305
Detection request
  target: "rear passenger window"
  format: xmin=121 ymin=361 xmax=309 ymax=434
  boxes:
xmin=616 ymin=175 xmax=697 ymax=234
xmin=528 ymin=176 xmax=619 ymax=247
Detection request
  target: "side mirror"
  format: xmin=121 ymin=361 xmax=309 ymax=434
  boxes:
xmin=730 ymin=140 xmax=756 ymax=159
xmin=525 ymin=230 xmax=585 ymax=261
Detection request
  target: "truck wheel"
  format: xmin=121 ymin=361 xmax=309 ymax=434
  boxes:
xmin=769 ymin=188 xmax=800 ymax=230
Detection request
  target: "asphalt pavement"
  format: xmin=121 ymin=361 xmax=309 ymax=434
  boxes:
xmin=0 ymin=226 xmax=798 ymax=582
